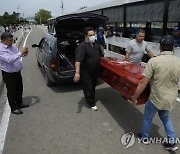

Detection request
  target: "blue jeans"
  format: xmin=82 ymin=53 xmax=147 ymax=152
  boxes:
xmin=141 ymin=100 xmax=176 ymax=144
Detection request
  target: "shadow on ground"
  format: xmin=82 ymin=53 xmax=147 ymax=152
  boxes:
xmin=96 ymin=87 xmax=162 ymax=137
xmin=76 ymin=86 xmax=163 ymax=139
xmin=23 ymin=96 xmax=40 ymax=107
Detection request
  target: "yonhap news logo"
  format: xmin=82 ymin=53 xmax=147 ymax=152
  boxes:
xmin=121 ymin=132 xmax=180 ymax=148
xmin=121 ymin=132 xmax=135 ymax=148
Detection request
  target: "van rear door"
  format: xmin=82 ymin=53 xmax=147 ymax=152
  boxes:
xmin=55 ymin=13 xmax=108 ymax=42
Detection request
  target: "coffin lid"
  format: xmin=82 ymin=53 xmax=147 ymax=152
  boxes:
xmin=100 ymin=57 xmax=144 ymax=82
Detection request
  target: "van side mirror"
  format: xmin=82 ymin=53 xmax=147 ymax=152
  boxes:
xmin=32 ymin=44 xmax=40 ymax=47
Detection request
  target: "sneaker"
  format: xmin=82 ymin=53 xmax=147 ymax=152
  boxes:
xmin=91 ymin=106 xmax=98 ymax=111
xmin=11 ymin=109 xmax=23 ymax=115
xmin=164 ymin=143 xmax=178 ymax=152
xmin=136 ymin=133 xmax=150 ymax=145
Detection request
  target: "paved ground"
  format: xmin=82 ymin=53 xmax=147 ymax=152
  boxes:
xmin=0 ymin=26 xmax=180 ymax=154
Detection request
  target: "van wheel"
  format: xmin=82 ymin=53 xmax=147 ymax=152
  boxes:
xmin=44 ymin=71 xmax=54 ymax=87
xmin=37 ymin=60 xmax=41 ymax=67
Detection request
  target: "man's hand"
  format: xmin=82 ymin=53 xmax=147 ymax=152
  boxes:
xmin=74 ymin=62 xmax=81 ymax=82
xmin=20 ymin=47 xmax=28 ymax=55
xmin=132 ymin=95 xmax=137 ymax=106
xmin=73 ymin=72 xmax=80 ymax=82
xmin=132 ymin=77 xmax=150 ymax=106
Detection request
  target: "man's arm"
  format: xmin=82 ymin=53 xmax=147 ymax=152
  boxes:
xmin=0 ymin=51 xmax=21 ymax=63
xmin=124 ymin=41 xmax=131 ymax=61
xmin=146 ymin=49 xmax=154 ymax=58
xmin=0 ymin=47 xmax=28 ymax=63
xmin=124 ymin=51 xmax=130 ymax=61
xmin=132 ymin=76 xmax=150 ymax=105
xmin=74 ymin=62 xmax=81 ymax=82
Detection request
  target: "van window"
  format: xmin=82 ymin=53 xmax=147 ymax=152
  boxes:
xmin=43 ymin=39 xmax=51 ymax=54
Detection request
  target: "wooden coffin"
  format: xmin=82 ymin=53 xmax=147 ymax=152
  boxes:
xmin=99 ymin=57 xmax=150 ymax=105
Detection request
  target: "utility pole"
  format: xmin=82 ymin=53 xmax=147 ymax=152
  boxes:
xmin=61 ymin=0 xmax=64 ymax=15
xmin=17 ymin=5 xmax=20 ymax=21
xmin=17 ymin=4 xmax=24 ymax=22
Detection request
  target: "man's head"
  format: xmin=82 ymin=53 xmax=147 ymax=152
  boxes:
xmin=1 ymin=32 xmax=13 ymax=46
xmin=98 ymin=26 xmax=104 ymax=33
xmin=84 ymin=27 xmax=95 ymax=44
xmin=136 ymin=29 xmax=145 ymax=43
xmin=159 ymin=35 xmax=174 ymax=52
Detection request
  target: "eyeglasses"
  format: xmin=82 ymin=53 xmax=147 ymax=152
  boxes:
xmin=88 ymin=34 xmax=95 ymax=37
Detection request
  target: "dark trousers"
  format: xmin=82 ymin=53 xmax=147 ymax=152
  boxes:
xmin=81 ymin=71 xmax=97 ymax=107
xmin=2 ymin=71 xmax=23 ymax=111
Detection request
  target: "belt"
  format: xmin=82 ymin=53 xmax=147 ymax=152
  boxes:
xmin=1 ymin=70 xmax=21 ymax=74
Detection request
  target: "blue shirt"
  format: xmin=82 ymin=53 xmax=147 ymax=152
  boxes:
xmin=174 ymin=36 xmax=180 ymax=47
xmin=0 ymin=42 xmax=22 ymax=73
xmin=97 ymin=29 xmax=105 ymax=45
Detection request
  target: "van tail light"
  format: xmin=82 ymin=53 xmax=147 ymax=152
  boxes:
xmin=51 ymin=62 xmax=57 ymax=70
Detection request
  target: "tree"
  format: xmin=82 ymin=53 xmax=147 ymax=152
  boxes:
xmin=0 ymin=12 xmax=20 ymax=26
xmin=34 ymin=9 xmax=52 ymax=24
xmin=2 ymin=12 xmax=11 ymax=25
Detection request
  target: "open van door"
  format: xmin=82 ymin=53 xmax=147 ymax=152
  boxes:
xmin=55 ymin=13 xmax=108 ymax=42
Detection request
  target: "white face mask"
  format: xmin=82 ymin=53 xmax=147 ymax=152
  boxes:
xmin=89 ymin=36 xmax=96 ymax=43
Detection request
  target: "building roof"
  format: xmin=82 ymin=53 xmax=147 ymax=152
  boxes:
xmin=74 ymin=0 xmax=144 ymax=13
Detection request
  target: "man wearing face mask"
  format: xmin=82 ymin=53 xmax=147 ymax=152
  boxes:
xmin=74 ymin=27 xmax=102 ymax=111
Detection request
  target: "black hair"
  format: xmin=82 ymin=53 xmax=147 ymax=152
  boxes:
xmin=84 ymin=27 xmax=94 ymax=36
xmin=1 ymin=32 xmax=13 ymax=40
xmin=136 ymin=29 xmax=145 ymax=34
xmin=159 ymin=35 xmax=174 ymax=51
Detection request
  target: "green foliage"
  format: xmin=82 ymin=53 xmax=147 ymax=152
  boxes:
xmin=0 ymin=11 xmax=27 ymax=26
xmin=34 ymin=9 xmax=52 ymax=24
